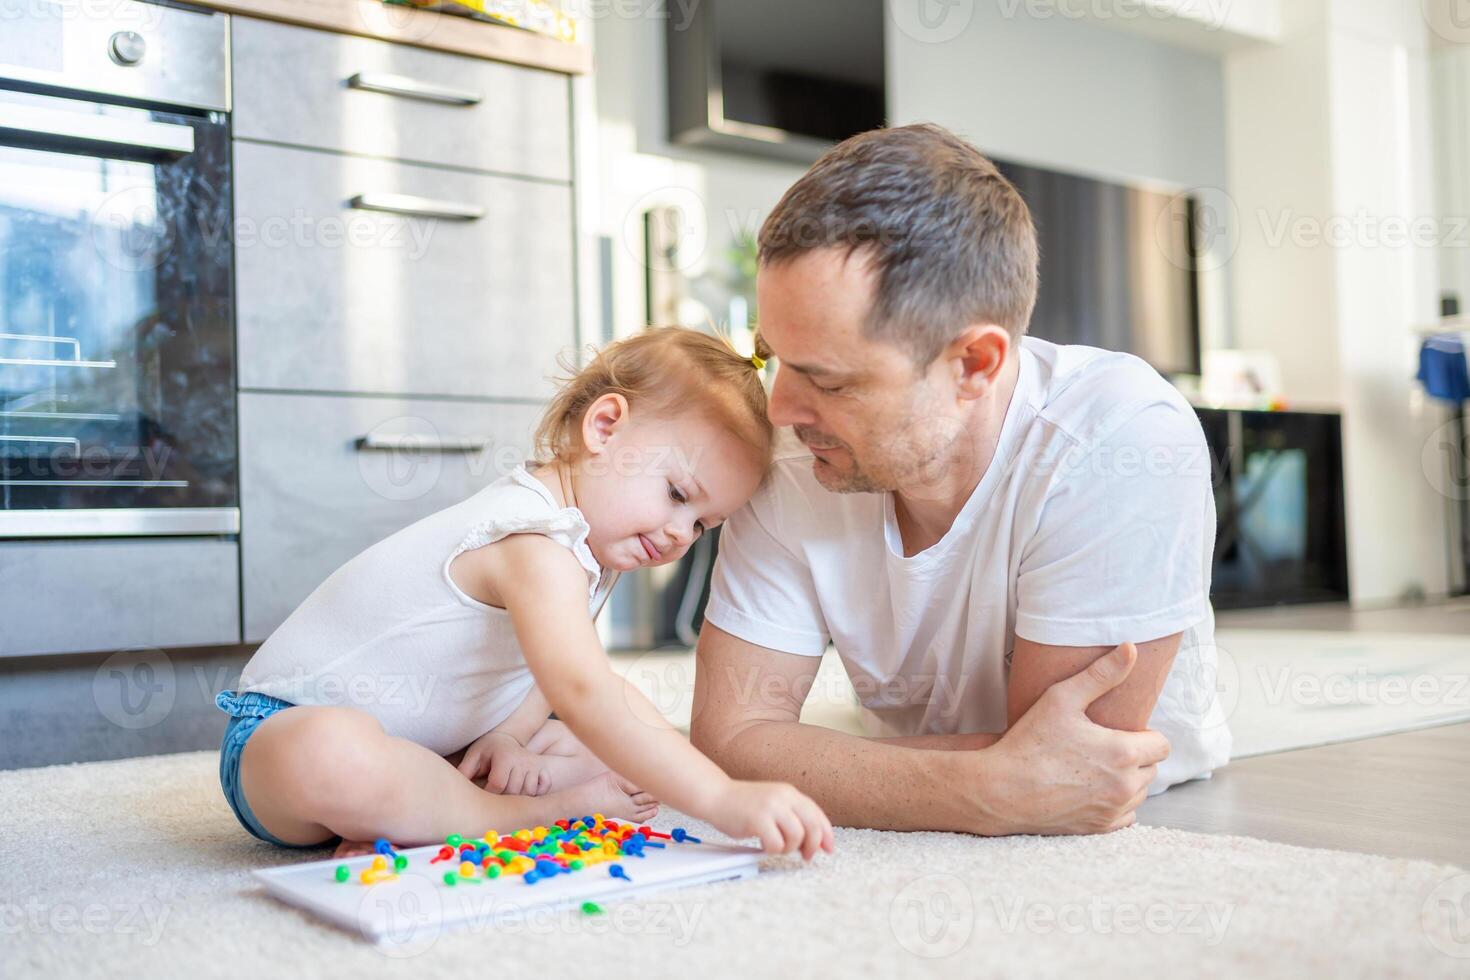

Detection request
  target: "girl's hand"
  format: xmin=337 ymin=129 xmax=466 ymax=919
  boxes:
xmin=709 ymin=780 xmax=835 ymax=861
xmin=457 ymin=731 xmax=552 ymax=796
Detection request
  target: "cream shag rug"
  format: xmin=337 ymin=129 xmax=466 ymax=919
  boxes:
xmin=4 ymin=751 xmax=1468 ymax=978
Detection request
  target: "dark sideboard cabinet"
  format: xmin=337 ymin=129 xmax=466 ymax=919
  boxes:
xmin=1197 ymin=408 xmax=1350 ymax=609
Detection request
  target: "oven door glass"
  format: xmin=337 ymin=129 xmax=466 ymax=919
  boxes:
xmin=0 ymin=86 xmax=235 ymax=515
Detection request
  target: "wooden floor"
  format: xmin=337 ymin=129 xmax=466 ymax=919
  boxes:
xmin=1138 ymin=720 xmax=1470 ymax=868
xmin=1216 ymin=597 xmax=1470 ymax=634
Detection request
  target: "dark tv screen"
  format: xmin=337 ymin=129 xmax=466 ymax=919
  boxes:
xmin=996 ymin=159 xmax=1202 ymax=377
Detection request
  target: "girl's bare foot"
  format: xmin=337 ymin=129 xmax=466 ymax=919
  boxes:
xmin=562 ymin=772 xmax=658 ymax=825
xmin=332 ymin=839 xmax=378 ymax=859
xmin=538 ymin=749 xmax=613 ymax=791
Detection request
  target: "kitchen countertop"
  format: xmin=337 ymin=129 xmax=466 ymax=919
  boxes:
xmin=193 ymin=0 xmax=592 ymax=75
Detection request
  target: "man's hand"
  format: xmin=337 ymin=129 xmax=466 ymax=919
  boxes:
xmin=457 ymin=730 xmax=551 ymax=796
xmin=978 ymin=642 xmax=1171 ymax=834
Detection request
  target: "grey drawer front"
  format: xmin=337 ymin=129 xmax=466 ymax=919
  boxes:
xmin=239 ymin=391 xmax=542 ymax=642
xmin=231 ymin=17 xmax=572 ymax=181
xmin=234 ymin=140 xmax=577 ymax=400
xmin=0 ymin=538 xmax=240 ymax=657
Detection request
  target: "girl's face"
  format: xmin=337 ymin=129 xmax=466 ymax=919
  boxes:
xmin=571 ymin=395 xmax=766 ymax=573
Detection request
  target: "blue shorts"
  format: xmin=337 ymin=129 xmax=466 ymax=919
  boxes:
xmin=215 ymin=690 xmax=334 ymax=849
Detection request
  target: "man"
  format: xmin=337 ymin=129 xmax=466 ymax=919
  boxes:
xmin=690 ymin=123 xmax=1230 ymax=835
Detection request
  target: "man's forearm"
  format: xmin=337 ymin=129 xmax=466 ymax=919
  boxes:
xmin=874 ymin=731 xmax=1002 ymax=750
xmin=708 ymin=718 xmax=1006 ymax=833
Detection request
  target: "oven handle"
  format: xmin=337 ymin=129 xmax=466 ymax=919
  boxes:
xmin=355 ymin=433 xmax=490 ymax=454
xmin=0 ymin=103 xmax=194 ymax=158
xmin=348 ymin=193 xmax=485 ymax=221
xmin=347 ymin=72 xmax=483 ymax=106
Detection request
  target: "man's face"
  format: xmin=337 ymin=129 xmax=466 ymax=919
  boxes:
xmin=758 ymin=248 xmax=970 ymax=495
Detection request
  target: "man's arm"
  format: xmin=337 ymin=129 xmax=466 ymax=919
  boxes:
xmin=862 ymin=633 xmax=1181 ymax=751
xmin=690 ymin=624 xmax=1169 ymax=835
xmin=874 ymin=732 xmax=1002 ymax=749
xmin=1006 ymin=633 xmax=1182 ymax=731
xmin=690 ymin=626 xmax=974 ymax=832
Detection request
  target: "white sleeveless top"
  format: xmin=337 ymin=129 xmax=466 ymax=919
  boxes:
xmin=238 ymin=466 xmax=618 ymax=756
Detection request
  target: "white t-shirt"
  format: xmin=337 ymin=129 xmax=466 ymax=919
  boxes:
xmin=239 ymin=466 xmax=617 ymax=757
xmin=706 ymin=337 xmax=1232 ymax=793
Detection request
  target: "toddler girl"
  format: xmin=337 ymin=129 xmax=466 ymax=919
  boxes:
xmin=215 ymin=328 xmax=834 ymax=860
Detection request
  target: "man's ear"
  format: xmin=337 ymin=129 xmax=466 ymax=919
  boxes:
xmin=580 ymin=393 xmax=630 ymax=457
xmin=948 ymin=325 xmax=1011 ymax=400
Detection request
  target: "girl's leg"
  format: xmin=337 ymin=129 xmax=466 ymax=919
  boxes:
xmin=524 ymin=718 xmax=616 ymax=789
xmin=239 ymin=705 xmax=656 ymax=847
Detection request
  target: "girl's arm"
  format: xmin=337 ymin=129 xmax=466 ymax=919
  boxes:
xmin=492 ymin=686 xmax=553 ymax=746
xmin=492 ymin=533 xmax=733 ymax=816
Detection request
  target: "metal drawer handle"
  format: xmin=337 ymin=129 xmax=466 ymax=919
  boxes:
xmin=349 ymin=193 xmax=484 ymax=221
xmin=355 ymin=433 xmax=490 ymax=454
xmin=347 ymin=72 xmax=483 ymax=106
xmin=0 ymin=102 xmax=195 ymax=158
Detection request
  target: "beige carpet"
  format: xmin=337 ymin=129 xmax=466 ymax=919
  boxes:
xmin=4 ymin=751 xmax=1468 ymax=978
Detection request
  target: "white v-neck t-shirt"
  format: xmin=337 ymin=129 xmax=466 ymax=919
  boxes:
xmin=706 ymin=337 xmax=1231 ymax=792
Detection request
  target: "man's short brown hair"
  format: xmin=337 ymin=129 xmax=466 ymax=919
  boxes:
xmin=758 ymin=123 xmax=1039 ymax=366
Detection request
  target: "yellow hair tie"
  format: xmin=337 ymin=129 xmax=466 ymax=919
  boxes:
xmin=750 ymin=353 xmax=766 ymax=371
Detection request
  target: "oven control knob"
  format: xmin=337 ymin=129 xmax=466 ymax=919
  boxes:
xmin=109 ymin=31 xmax=147 ymax=67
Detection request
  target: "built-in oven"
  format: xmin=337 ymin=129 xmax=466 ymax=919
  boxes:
xmin=0 ymin=0 xmax=235 ymax=537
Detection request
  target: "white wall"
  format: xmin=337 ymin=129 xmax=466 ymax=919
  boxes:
xmin=886 ymin=3 xmax=1228 ymax=190
xmin=1223 ymin=0 xmax=1449 ymax=604
xmin=1432 ymin=43 xmax=1470 ymax=313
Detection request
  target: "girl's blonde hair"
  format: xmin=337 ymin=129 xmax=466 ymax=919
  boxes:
xmin=534 ymin=327 xmax=775 ymax=466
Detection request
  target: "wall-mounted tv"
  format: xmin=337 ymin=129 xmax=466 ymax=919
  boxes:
xmin=667 ymin=0 xmax=886 ymax=162
xmin=996 ymin=159 xmax=1203 ymax=378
